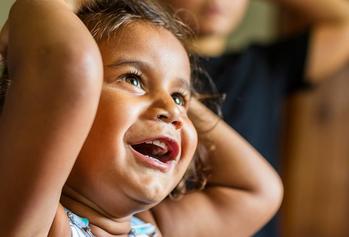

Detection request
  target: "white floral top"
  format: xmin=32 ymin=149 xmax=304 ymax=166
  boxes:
xmin=64 ymin=208 xmax=157 ymax=237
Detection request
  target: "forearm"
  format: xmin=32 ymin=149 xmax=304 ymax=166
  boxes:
xmin=270 ymin=0 xmax=349 ymax=23
xmin=189 ymin=99 xmax=283 ymax=205
xmin=270 ymin=0 xmax=349 ymax=81
xmin=9 ymin=0 xmax=100 ymax=67
xmin=5 ymin=0 xmax=103 ymax=185
xmin=0 ymin=0 xmax=102 ymax=235
xmin=151 ymin=100 xmax=284 ymax=236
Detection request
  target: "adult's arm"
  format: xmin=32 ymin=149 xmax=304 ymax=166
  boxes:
xmin=272 ymin=0 xmax=349 ymax=82
xmin=0 ymin=0 xmax=102 ymax=236
xmin=146 ymin=99 xmax=283 ymax=237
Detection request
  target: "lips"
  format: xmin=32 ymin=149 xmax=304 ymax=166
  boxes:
xmin=129 ymin=136 xmax=180 ymax=173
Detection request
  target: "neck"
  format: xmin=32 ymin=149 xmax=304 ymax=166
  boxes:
xmin=61 ymin=186 xmax=133 ymax=235
xmin=191 ymin=34 xmax=227 ymax=57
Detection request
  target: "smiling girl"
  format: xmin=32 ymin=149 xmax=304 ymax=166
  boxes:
xmin=0 ymin=0 xmax=282 ymax=236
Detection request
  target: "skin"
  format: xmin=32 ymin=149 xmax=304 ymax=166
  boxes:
xmin=0 ymin=0 xmax=198 ymax=235
xmin=0 ymin=1 xmax=283 ymax=236
xmin=0 ymin=0 xmax=103 ymax=236
xmin=142 ymin=98 xmax=283 ymax=237
xmin=163 ymin=0 xmax=248 ymax=56
xmin=61 ymin=22 xmax=198 ymax=234
xmin=162 ymin=0 xmax=349 ymax=81
xmin=165 ymin=0 xmax=248 ymax=37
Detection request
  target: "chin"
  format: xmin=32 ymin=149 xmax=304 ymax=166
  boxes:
xmin=134 ymin=182 xmax=173 ymax=205
xmin=136 ymin=175 xmax=184 ymax=206
xmin=198 ymin=25 xmax=230 ymax=37
xmin=198 ymin=19 xmax=237 ymax=36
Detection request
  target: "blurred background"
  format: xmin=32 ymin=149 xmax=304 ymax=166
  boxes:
xmin=1 ymin=0 xmax=349 ymax=236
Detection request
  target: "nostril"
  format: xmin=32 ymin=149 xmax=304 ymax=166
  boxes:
xmin=157 ymin=113 xmax=182 ymax=129
xmin=172 ymin=120 xmax=183 ymax=130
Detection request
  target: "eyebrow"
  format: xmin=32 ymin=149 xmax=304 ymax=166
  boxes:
xmin=107 ymin=59 xmax=191 ymax=92
xmin=107 ymin=59 xmax=150 ymax=71
xmin=172 ymin=77 xmax=191 ymax=94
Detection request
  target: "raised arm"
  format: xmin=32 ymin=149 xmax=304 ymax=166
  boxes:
xmin=147 ymin=99 xmax=283 ymax=237
xmin=272 ymin=0 xmax=349 ymax=82
xmin=0 ymin=0 xmax=102 ymax=236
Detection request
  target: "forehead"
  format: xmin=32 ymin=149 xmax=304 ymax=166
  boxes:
xmin=98 ymin=22 xmax=191 ymax=83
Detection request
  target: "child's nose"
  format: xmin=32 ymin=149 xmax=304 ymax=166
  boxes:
xmin=156 ymin=110 xmax=183 ymax=130
xmin=151 ymin=94 xmax=183 ymax=130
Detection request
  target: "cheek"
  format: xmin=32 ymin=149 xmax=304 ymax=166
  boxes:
xmin=180 ymin=118 xmax=198 ymax=166
xmin=80 ymin=90 xmax=142 ymax=170
xmin=226 ymin=0 xmax=249 ymax=24
xmin=96 ymin=89 xmax=142 ymax=135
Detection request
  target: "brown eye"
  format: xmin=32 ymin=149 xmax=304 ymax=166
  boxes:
xmin=123 ymin=73 xmax=143 ymax=89
xmin=172 ymin=93 xmax=186 ymax=106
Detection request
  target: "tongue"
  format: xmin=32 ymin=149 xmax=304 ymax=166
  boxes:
xmin=132 ymin=143 xmax=167 ymax=159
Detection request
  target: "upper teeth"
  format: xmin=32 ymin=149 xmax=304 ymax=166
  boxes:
xmin=145 ymin=140 xmax=167 ymax=150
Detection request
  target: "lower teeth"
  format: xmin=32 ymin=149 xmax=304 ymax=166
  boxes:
xmin=146 ymin=155 xmax=165 ymax=164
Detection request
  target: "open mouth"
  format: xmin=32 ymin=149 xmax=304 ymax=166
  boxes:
xmin=130 ymin=137 xmax=180 ymax=172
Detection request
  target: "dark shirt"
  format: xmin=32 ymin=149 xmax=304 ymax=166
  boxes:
xmin=200 ymin=32 xmax=310 ymax=169
xmin=198 ymin=32 xmax=310 ymax=237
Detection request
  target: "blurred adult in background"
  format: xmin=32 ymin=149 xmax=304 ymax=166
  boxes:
xmin=159 ymin=0 xmax=349 ymax=236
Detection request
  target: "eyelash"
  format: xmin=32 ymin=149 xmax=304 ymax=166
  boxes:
xmin=172 ymin=88 xmax=190 ymax=107
xmin=118 ymin=70 xmax=190 ymax=107
xmin=119 ymin=70 xmax=144 ymax=89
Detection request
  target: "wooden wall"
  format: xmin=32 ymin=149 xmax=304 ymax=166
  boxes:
xmin=281 ymin=67 xmax=349 ymax=237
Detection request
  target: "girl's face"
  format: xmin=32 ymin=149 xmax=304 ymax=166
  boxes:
xmin=66 ymin=22 xmax=197 ymax=216
xmin=163 ymin=0 xmax=249 ymax=37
